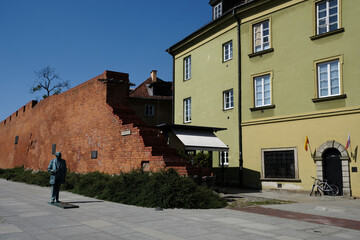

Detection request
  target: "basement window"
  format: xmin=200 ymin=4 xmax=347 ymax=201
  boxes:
xmin=261 ymin=148 xmax=298 ymax=180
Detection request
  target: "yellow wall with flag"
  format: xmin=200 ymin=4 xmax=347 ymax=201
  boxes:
xmin=242 ymin=108 xmax=360 ymax=197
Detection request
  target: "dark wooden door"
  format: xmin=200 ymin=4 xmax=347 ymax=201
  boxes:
xmin=323 ymin=148 xmax=343 ymax=195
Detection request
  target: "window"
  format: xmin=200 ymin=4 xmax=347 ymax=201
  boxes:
xmin=223 ymin=41 xmax=233 ymax=62
xmin=317 ymin=59 xmax=340 ymax=98
xmin=254 ymin=74 xmax=271 ymax=107
xmin=223 ymin=89 xmax=234 ymax=110
xmin=253 ymin=20 xmax=270 ymax=53
xmin=219 ymin=151 xmax=229 ymax=166
xmin=184 ymin=56 xmax=191 ymax=80
xmin=262 ymin=148 xmax=297 ymax=179
xmin=316 ymin=0 xmax=338 ymax=34
xmin=145 ymin=105 xmax=154 ymax=116
xmin=184 ymin=98 xmax=191 ymax=123
xmin=213 ymin=2 xmax=222 ymax=20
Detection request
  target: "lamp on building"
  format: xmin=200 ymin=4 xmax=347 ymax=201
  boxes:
xmin=351 ymin=146 xmax=358 ymax=162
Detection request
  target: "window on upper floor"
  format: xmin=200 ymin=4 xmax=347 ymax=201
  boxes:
xmin=313 ymin=56 xmax=346 ymax=102
xmin=223 ymin=89 xmax=234 ymax=110
xmin=184 ymin=98 xmax=191 ymax=123
xmin=145 ymin=104 xmax=154 ymax=116
xmin=317 ymin=59 xmax=340 ymax=98
xmin=316 ymin=0 xmax=338 ymax=34
xmin=223 ymin=41 xmax=233 ymax=62
xmin=253 ymin=20 xmax=270 ymax=53
xmin=184 ymin=56 xmax=191 ymax=81
xmin=253 ymin=73 xmax=272 ymax=108
xmin=262 ymin=148 xmax=298 ymax=179
xmin=213 ymin=2 xmax=222 ymax=20
xmin=219 ymin=151 xmax=229 ymax=166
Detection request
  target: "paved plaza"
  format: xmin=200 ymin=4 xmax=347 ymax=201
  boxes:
xmin=0 ymin=179 xmax=360 ymax=240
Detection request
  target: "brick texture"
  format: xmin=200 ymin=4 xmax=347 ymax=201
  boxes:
xmin=0 ymin=71 xmax=193 ymax=175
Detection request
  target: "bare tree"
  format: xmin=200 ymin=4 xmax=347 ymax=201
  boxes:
xmin=31 ymin=66 xmax=70 ymax=99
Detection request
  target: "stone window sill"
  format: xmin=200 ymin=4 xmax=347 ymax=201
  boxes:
xmin=312 ymin=94 xmax=347 ymax=103
xmin=248 ymin=48 xmax=274 ymax=58
xmin=260 ymin=178 xmax=301 ymax=182
xmin=250 ymin=104 xmax=275 ymax=112
xmin=310 ymin=28 xmax=345 ymax=41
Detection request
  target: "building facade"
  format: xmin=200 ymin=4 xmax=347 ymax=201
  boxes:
xmin=129 ymin=70 xmax=173 ymax=127
xmin=168 ymin=0 xmax=360 ymax=196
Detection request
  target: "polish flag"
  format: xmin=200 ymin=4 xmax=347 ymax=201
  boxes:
xmin=346 ymin=133 xmax=351 ymax=150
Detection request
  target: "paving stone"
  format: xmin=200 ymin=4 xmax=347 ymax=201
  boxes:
xmin=81 ymin=220 xmax=114 ymax=228
xmin=1 ymin=179 xmax=360 ymax=240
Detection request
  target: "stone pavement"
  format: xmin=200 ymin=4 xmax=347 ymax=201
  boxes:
xmin=1 ymin=179 xmax=360 ymax=240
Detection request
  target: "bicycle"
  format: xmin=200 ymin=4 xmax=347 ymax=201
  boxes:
xmin=310 ymin=177 xmax=340 ymax=196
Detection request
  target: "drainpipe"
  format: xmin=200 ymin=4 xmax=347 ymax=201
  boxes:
xmin=235 ymin=10 xmax=243 ymax=188
xmin=171 ymin=53 xmax=175 ymax=124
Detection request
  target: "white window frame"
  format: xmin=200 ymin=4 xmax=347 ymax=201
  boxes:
xmin=184 ymin=98 xmax=191 ymax=123
xmin=184 ymin=56 xmax=191 ymax=81
xmin=223 ymin=41 xmax=233 ymax=62
xmin=145 ymin=104 xmax=154 ymax=116
xmin=223 ymin=89 xmax=234 ymax=110
xmin=253 ymin=20 xmax=270 ymax=53
xmin=261 ymin=147 xmax=298 ymax=179
xmin=219 ymin=151 xmax=229 ymax=166
xmin=213 ymin=2 xmax=222 ymax=20
xmin=316 ymin=0 xmax=338 ymax=35
xmin=317 ymin=59 xmax=340 ymax=98
xmin=254 ymin=74 xmax=271 ymax=107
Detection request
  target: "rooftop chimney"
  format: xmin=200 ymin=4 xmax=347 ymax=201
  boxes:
xmin=151 ymin=70 xmax=157 ymax=82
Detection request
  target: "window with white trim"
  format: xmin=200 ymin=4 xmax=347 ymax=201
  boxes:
xmin=223 ymin=41 xmax=233 ymax=62
xmin=184 ymin=98 xmax=191 ymax=123
xmin=223 ymin=89 xmax=234 ymax=110
xmin=219 ymin=151 xmax=229 ymax=166
xmin=145 ymin=105 xmax=154 ymax=116
xmin=316 ymin=0 xmax=338 ymax=34
xmin=254 ymin=74 xmax=271 ymax=107
xmin=317 ymin=59 xmax=340 ymax=98
xmin=213 ymin=3 xmax=222 ymax=20
xmin=184 ymin=56 xmax=191 ymax=80
xmin=262 ymin=148 xmax=297 ymax=179
xmin=253 ymin=20 xmax=270 ymax=53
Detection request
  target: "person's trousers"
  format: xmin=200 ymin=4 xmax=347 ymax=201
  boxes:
xmin=51 ymin=183 xmax=61 ymax=202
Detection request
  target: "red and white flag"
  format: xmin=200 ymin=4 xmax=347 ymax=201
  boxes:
xmin=346 ymin=133 xmax=351 ymax=150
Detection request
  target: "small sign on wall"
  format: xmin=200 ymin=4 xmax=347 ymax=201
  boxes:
xmin=121 ymin=130 xmax=131 ymax=136
xmin=91 ymin=151 xmax=98 ymax=159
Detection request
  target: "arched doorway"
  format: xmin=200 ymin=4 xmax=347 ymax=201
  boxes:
xmin=322 ymin=148 xmax=343 ymax=195
xmin=314 ymin=141 xmax=351 ymax=196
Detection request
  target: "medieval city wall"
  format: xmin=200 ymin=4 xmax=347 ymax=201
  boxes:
xmin=0 ymin=71 xmax=171 ymax=174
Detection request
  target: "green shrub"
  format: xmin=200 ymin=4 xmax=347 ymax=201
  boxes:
xmin=192 ymin=152 xmax=212 ymax=167
xmin=73 ymin=171 xmax=111 ymax=198
xmin=0 ymin=167 xmax=226 ymax=209
xmin=62 ymin=172 xmax=81 ymax=191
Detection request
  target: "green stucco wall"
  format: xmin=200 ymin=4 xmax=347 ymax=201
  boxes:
xmin=173 ymin=20 xmax=241 ymax=170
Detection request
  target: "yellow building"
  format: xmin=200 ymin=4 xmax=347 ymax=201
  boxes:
xmin=168 ymin=0 xmax=360 ymax=196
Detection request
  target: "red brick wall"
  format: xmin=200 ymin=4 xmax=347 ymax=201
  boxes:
xmin=0 ymin=71 xmax=188 ymax=174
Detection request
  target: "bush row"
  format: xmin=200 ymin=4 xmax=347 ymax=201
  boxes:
xmin=0 ymin=167 xmax=226 ymax=209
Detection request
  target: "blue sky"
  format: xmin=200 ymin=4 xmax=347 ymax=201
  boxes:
xmin=0 ymin=0 xmax=211 ymax=122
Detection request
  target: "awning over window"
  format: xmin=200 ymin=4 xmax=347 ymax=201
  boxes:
xmin=172 ymin=128 xmax=228 ymax=151
xmin=157 ymin=124 xmax=228 ymax=151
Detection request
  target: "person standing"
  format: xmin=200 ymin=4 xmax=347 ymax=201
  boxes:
xmin=47 ymin=152 xmax=67 ymax=203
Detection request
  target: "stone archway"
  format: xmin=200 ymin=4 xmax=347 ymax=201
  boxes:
xmin=314 ymin=141 xmax=351 ymax=196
